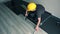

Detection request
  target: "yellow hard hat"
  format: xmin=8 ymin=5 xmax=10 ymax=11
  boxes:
xmin=27 ymin=2 xmax=37 ymax=11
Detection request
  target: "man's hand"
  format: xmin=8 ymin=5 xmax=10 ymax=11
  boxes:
xmin=25 ymin=13 xmax=28 ymax=17
xmin=35 ymin=26 xmax=39 ymax=31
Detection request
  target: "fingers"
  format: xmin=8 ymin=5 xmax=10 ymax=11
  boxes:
xmin=35 ymin=26 xmax=39 ymax=31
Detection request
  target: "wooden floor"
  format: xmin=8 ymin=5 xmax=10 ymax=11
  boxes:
xmin=0 ymin=3 xmax=48 ymax=34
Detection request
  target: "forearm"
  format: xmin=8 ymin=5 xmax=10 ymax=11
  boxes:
xmin=36 ymin=18 xmax=41 ymax=27
xmin=25 ymin=10 xmax=28 ymax=17
xmin=26 ymin=10 xmax=27 ymax=14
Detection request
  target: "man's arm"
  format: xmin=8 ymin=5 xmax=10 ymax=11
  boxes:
xmin=37 ymin=17 xmax=41 ymax=27
xmin=35 ymin=17 xmax=41 ymax=31
xmin=25 ymin=10 xmax=28 ymax=16
xmin=35 ymin=4 xmax=45 ymax=31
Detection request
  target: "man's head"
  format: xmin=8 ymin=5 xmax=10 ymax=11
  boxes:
xmin=27 ymin=2 xmax=37 ymax=12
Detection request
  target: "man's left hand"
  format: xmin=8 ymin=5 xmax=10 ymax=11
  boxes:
xmin=35 ymin=26 xmax=39 ymax=31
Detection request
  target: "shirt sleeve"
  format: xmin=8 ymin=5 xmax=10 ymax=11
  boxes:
xmin=36 ymin=4 xmax=45 ymax=18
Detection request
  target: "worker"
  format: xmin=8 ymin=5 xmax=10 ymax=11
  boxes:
xmin=12 ymin=0 xmax=45 ymax=31
xmin=25 ymin=2 xmax=45 ymax=31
